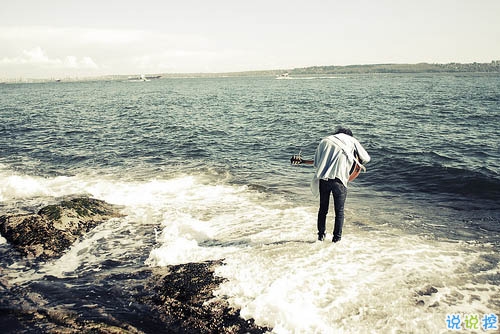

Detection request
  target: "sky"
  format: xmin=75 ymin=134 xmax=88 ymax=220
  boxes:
xmin=1 ymin=0 xmax=499 ymax=78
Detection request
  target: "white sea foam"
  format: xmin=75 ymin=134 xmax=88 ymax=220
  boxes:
xmin=1 ymin=166 xmax=498 ymax=333
xmin=210 ymin=230 xmax=499 ymax=333
xmin=140 ymin=174 xmax=499 ymax=333
xmin=0 ymin=172 xmax=75 ymax=201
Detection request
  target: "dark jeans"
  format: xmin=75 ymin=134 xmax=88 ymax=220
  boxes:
xmin=317 ymin=178 xmax=347 ymax=241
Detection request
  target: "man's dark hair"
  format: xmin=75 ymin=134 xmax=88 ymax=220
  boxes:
xmin=334 ymin=126 xmax=353 ymax=137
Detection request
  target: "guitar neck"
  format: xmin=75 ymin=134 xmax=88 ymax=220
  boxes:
xmin=290 ymin=155 xmax=314 ymax=165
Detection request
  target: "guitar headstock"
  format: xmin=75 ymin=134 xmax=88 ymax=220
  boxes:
xmin=290 ymin=155 xmax=304 ymax=165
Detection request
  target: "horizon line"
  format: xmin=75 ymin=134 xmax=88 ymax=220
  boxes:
xmin=2 ymin=60 xmax=499 ymax=82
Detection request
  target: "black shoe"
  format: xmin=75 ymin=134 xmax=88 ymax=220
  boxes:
xmin=318 ymin=233 xmax=326 ymax=241
xmin=332 ymin=237 xmax=341 ymax=243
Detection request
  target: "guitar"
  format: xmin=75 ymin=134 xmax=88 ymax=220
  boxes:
xmin=290 ymin=152 xmax=364 ymax=182
xmin=348 ymin=156 xmax=362 ymax=182
xmin=290 ymin=155 xmax=312 ymax=165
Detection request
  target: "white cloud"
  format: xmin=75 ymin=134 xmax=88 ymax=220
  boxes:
xmin=80 ymin=56 xmax=98 ymax=69
xmin=0 ymin=25 xmax=225 ymax=77
xmin=23 ymin=47 xmax=50 ymax=63
xmin=0 ymin=25 xmax=293 ymax=77
xmin=1 ymin=46 xmax=99 ymax=70
xmin=1 ymin=47 xmax=51 ymax=65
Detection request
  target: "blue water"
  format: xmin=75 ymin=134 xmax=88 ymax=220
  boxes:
xmin=1 ymin=73 xmax=499 ymax=333
xmin=2 ymin=74 xmax=499 ymax=233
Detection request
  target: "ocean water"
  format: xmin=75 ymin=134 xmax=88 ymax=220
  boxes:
xmin=1 ymin=74 xmax=499 ymax=333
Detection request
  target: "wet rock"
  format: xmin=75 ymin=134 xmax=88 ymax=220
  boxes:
xmin=416 ymin=285 xmax=438 ymax=296
xmin=0 ymin=197 xmax=124 ymax=260
xmin=414 ymin=285 xmax=440 ymax=308
xmin=0 ymin=260 xmax=271 ymax=333
xmin=146 ymin=260 xmax=270 ymax=333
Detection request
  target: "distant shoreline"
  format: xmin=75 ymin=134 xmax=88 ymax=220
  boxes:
xmin=2 ymin=61 xmax=499 ymax=83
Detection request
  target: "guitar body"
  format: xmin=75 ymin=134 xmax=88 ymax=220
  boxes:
xmin=348 ymin=150 xmax=362 ymax=182
xmin=348 ymin=163 xmax=362 ymax=182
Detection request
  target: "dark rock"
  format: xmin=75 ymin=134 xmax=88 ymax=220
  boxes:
xmin=0 ymin=197 xmax=124 ymax=260
xmin=416 ymin=285 xmax=438 ymax=296
xmin=146 ymin=260 xmax=270 ymax=333
xmin=413 ymin=285 xmax=440 ymax=309
xmin=0 ymin=260 xmax=271 ymax=333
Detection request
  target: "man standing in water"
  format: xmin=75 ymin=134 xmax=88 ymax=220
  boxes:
xmin=295 ymin=127 xmax=370 ymax=242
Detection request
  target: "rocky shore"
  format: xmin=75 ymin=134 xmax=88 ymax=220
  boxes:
xmin=0 ymin=198 xmax=124 ymax=260
xmin=0 ymin=198 xmax=270 ymax=333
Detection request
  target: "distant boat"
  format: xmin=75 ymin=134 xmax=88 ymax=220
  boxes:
xmin=128 ymin=74 xmax=155 ymax=82
xmin=127 ymin=74 xmax=162 ymax=82
xmin=276 ymin=72 xmax=290 ymax=79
